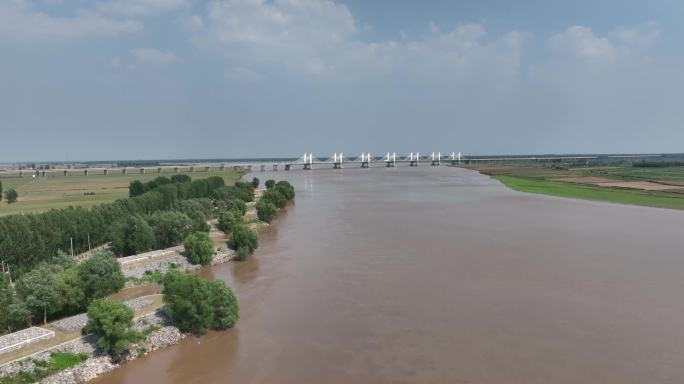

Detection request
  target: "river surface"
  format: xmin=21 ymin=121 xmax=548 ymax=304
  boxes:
xmin=94 ymin=167 xmax=684 ymax=384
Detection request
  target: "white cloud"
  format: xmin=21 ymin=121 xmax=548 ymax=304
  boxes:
xmin=549 ymin=23 xmax=659 ymax=61
xmin=131 ymin=47 xmax=178 ymax=63
xmin=190 ymin=0 xmax=525 ymax=79
xmin=0 ymin=0 xmax=141 ymax=40
xmin=549 ymin=26 xmax=616 ymax=60
xmin=97 ymin=0 xmax=191 ymax=16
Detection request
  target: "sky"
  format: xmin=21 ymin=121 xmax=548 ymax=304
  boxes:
xmin=1 ymin=0 xmax=683 ymax=162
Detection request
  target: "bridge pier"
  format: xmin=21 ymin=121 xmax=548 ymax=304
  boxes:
xmin=140 ymin=168 xmax=145 ymax=174
xmin=386 ymin=162 xmax=395 ymax=167
xmin=333 ymin=162 xmax=342 ymax=169
xmin=174 ymin=167 xmax=179 ymax=174
xmin=63 ymin=170 xmax=68 ymax=176
xmin=104 ymin=169 xmax=109 ymax=175
xmin=260 ymin=164 xmax=266 ymax=172
xmin=84 ymin=169 xmax=88 ymax=176
xmin=247 ymin=165 xmax=253 ymax=172
xmin=361 ymin=162 xmax=369 ymax=168
xmin=158 ymin=167 xmax=163 ymax=174
xmin=303 ymin=163 xmax=311 ymax=170
xmin=410 ymin=160 xmax=418 ymax=166
xmin=285 ymin=164 xmax=291 ymax=171
xmin=190 ymin=166 xmax=195 ymax=172
xmin=19 ymin=170 xmax=23 ymax=177
xmin=431 ymin=160 xmax=440 ymax=166
xmin=122 ymin=168 xmax=127 ymax=175
xmin=41 ymin=171 xmax=46 ymax=177
xmin=273 ymin=164 xmax=278 ymax=171
xmin=206 ymin=166 xmax=211 ymax=172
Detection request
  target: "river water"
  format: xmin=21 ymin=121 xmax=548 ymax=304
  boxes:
xmin=94 ymin=166 xmax=684 ymax=384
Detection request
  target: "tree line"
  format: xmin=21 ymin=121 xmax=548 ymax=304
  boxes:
xmin=0 ymin=174 xmax=254 ymax=279
xmin=1 ymin=250 xmax=124 ymax=333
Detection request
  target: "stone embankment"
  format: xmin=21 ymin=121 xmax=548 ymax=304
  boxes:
xmin=0 ymin=311 xmax=184 ymax=384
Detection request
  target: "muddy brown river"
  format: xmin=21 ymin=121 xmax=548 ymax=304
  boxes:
xmin=94 ymin=167 xmax=684 ymax=384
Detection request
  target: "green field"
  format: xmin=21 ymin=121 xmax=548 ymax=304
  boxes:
xmin=0 ymin=170 xmax=243 ymax=217
xmin=492 ymin=173 xmax=684 ymax=210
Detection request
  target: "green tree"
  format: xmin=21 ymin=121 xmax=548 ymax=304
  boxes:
xmin=183 ymin=232 xmax=214 ymax=266
xmin=15 ymin=265 xmax=58 ymax=324
xmin=4 ymin=188 xmax=18 ymax=203
xmin=84 ymin=300 xmax=140 ymax=359
xmin=110 ymin=215 xmax=156 ymax=256
xmin=217 ymin=210 xmax=242 ymax=233
xmin=77 ymin=251 xmax=125 ymax=301
xmin=171 ymin=174 xmax=191 ymax=183
xmin=0 ymin=275 xmax=12 ymax=331
xmin=54 ymin=267 xmax=87 ymax=315
xmin=227 ymin=225 xmax=259 ymax=255
xmin=256 ymin=200 xmax=277 ymax=223
xmin=208 ymin=280 xmax=239 ymax=329
xmin=148 ymin=211 xmax=194 ymax=248
xmin=251 ymin=177 xmax=259 ymax=188
xmin=128 ymin=180 xmax=144 ymax=197
xmin=215 ymin=198 xmax=246 ymax=216
xmin=5 ymin=301 xmax=32 ymax=331
xmin=162 ymin=271 xmax=239 ymax=334
xmin=265 ymin=179 xmax=275 ymax=190
xmin=162 ymin=271 xmax=214 ymax=334
xmin=274 ymin=181 xmax=295 ymax=200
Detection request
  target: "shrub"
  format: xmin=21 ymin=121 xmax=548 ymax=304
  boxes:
xmin=216 ymin=198 xmax=246 ymax=216
xmin=264 ymin=179 xmax=275 ymax=189
xmin=84 ymin=300 xmax=140 ymax=359
xmin=251 ymin=177 xmax=259 ymax=188
xmin=262 ymin=189 xmax=287 ymax=208
xmin=234 ymin=246 xmax=250 ymax=261
xmin=148 ymin=211 xmax=194 ymax=248
xmin=208 ymin=280 xmax=239 ymax=329
xmin=128 ymin=180 xmax=144 ymax=197
xmin=217 ymin=210 xmax=243 ymax=233
xmin=274 ymin=181 xmax=295 ymax=200
xmin=4 ymin=188 xmax=18 ymax=203
xmin=170 ymin=174 xmax=191 ymax=183
xmin=162 ymin=271 xmax=238 ymax=334
xmin=183 ymin=232 xmax=214 ymax=266
xmin=227 ymin=225 xmax=259 ymax=255
xmin=256 ymin=200 xmax=277 ymax=223
xmin=110 ymin=215 xmax=156 ymax=257
xmin=77 ymin=250 xmax=125 ymax=301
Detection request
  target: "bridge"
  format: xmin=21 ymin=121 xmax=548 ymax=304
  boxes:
xmin=291 ymin=152 xmax=461 ymax=170
xmin=0 ymin=153 xmax=662 ymax=177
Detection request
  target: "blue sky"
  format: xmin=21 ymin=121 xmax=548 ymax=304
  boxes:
xmin=1 ymin=0 xmax=683 ymax=162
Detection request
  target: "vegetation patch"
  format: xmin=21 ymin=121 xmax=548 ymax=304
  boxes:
xmin=0 ymin=352 xmax=87 ymax=384
xmin=494 ymin=175 xmax=684 ymax=210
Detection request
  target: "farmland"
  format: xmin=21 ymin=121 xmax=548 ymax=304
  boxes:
xmin=0 ymin=170 xmax=243 ymax=217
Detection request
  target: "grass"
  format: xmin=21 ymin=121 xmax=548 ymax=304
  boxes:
xmin=0 ymin=352 xmax=87 ymax=384
xmin=0 ymin=170 xmax=242 ymax=217
xmin=494 ymin=175 xmax=684 ymax=210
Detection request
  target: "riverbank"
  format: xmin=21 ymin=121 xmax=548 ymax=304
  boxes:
xmin=0 ymin=185 xmax=281 ymax=383
xmin=468 ymin=164 xmax=684 ymax=210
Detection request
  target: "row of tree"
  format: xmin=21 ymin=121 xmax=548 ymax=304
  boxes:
xmin=84 ymin=270 xmax=239 ymax=360
xmin=0 ymin=251 xmax=125 ymax=333
xmin=0 ymin=174 xmax=253 ymax=278
xmin=256 ymin=180 xmax=295 ymax=223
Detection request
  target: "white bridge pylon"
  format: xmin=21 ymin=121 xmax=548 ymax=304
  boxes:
xmin=296 ymin=151 xmax=461 ymax=170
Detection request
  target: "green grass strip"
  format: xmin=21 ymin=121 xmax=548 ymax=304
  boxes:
xmin=494 ymin=175 xmax=684 ymax=210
